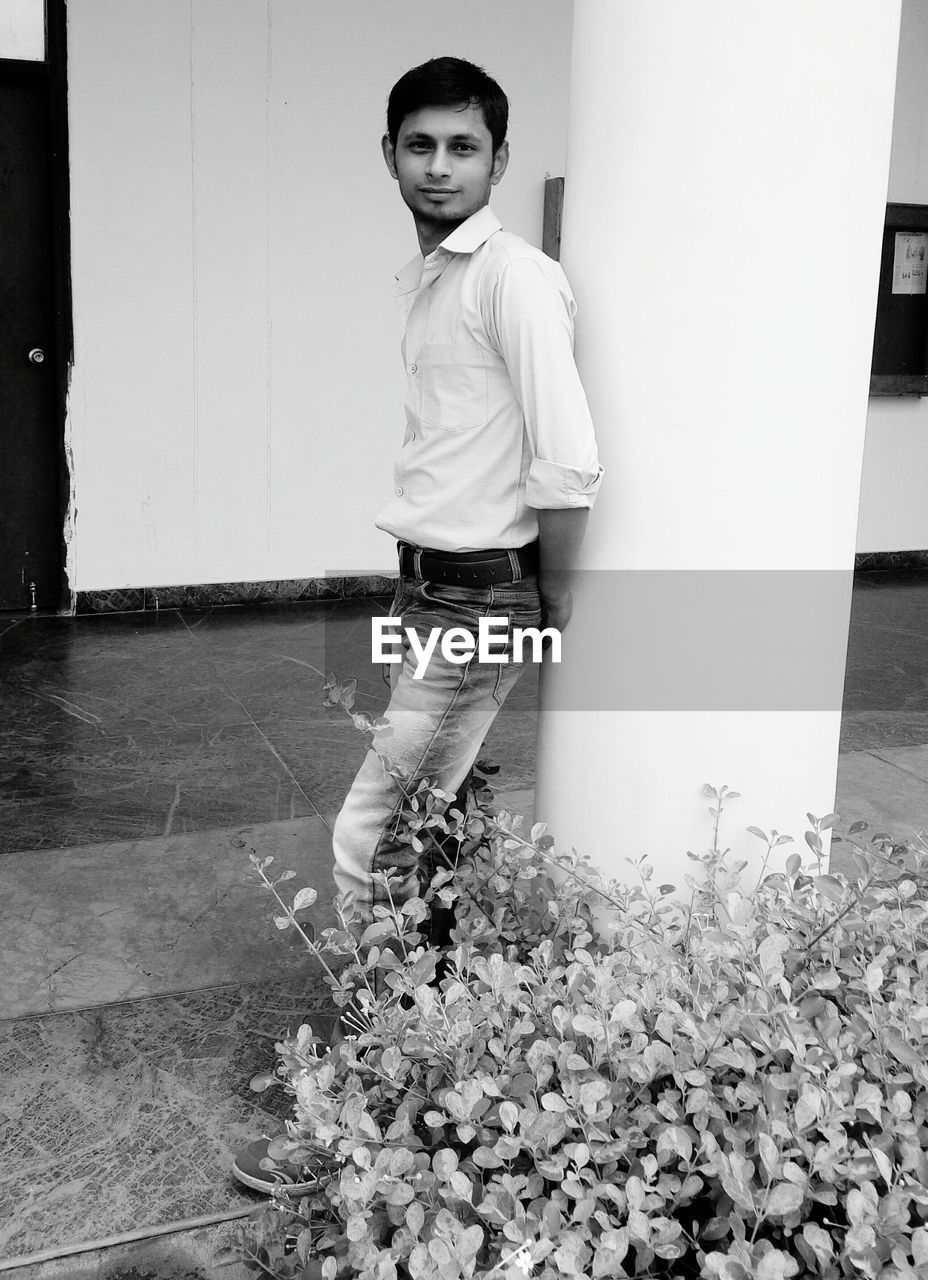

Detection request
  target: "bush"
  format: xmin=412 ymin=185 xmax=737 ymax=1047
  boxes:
xmin=236 ymin=680 xmax=928 ymax=1280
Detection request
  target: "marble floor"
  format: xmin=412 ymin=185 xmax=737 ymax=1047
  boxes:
xmin=0 ymin=595 xmax=537 ymax=1277
xmin=0 ymin=574 xmax=926 ymax=1277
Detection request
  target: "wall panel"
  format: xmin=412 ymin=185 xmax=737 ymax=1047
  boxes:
xmin=65 ymin=0 xmax=573 ymax=588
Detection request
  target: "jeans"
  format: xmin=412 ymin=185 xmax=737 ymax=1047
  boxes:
xmin=331 ymin=572 xmax=542 ymax=934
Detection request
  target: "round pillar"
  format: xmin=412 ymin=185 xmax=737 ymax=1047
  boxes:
xmin=537 ymin=0 xmax=902 ymax=884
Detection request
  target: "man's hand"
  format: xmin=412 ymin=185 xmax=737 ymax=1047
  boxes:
xmin=540 ymin=585 xmax=572 ymax=635
xmin=536 ymin=507 xmax=589 ymax=639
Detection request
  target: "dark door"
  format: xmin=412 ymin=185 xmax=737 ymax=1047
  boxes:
xmin=0 ymin=62 xmax=62 ymax=610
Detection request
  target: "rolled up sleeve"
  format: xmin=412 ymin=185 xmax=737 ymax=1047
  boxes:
xmin=525 ymin=457 xmax=603 ymax=508
xmin=489 ymin=256 xmax=604 ymax=510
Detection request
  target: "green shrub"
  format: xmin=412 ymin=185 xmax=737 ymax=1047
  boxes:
xmin=236 ymin=679 xmax=928 ymax=1280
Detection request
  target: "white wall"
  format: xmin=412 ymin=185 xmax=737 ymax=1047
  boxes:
xmin=0 ymin=0 xmax=45 ymax=59
xmin=857 ymin=0 xmax=928 ymax=552
xmin=65 ymin=0 xmax=573 ymax=589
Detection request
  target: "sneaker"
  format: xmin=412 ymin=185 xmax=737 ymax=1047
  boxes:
xmin=232 ymin=1137 xmax=328 ymax=1197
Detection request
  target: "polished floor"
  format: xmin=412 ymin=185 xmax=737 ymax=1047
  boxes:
xmin=1 ymin=573 xmax=927 ymax=1277
xmin=0 ymin=595 xmax=536 ymax=1277
xmin=0 ymin=597 xmax=537 ymax=855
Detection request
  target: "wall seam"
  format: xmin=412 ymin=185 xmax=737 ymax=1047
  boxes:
xmin=189 ymin=0 xmax=200 ymax=555
xmin=265 ymin=0 xmax=273 ymax=554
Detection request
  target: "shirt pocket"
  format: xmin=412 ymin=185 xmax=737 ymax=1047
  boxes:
xmin=417 ymin=342 xmax=489 ymax=433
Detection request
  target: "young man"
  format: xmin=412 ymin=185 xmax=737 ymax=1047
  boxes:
xmin=331 ymin=55 xmax=602 ymax=944
xmin=233 ymin=55 xmax=601 ymax=1195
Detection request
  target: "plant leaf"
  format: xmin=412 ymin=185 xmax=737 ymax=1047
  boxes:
xmin=765 ymin=1181 xmax=804 ymax=1217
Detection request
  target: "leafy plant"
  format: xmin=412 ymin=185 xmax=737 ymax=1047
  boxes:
xmin=236 ymin=677 xmax=928 ymax=1280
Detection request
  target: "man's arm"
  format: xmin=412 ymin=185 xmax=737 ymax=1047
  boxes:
xmin=487 ymin=255 xmax=603 ymax=628
xmin=537 ymin=506 xmax=589 ymax=633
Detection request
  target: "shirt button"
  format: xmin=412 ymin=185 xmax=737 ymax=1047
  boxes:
xmin=410 ymin=363 xmax=417 ymax=374
xmin=396 ymin=486 xmax=404 ymax=496
xmin=408 ymin=432 xmax=416 ymax=442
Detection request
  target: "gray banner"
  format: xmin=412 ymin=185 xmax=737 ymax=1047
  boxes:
xmin=544 ymin=570 xmax=853 ymax=712
xmin=328 ymin=570 xmax=856 ymax=713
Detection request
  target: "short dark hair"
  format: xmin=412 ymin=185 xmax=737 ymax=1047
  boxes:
xmin=387 ymin=57 xmax=509 ymax=154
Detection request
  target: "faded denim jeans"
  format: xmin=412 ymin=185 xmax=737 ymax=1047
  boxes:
xmin=331 ymin=572 xmax=542 ymax=935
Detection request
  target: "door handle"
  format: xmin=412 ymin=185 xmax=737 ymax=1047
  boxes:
xmin=28 ymin=348 xmax=45 ymax=365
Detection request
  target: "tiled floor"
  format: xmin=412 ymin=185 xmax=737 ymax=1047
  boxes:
xmin=0 ymin=598 xmax=537 ymax=855
xmin=1 ymin=574 xmax=927 ymax=1277
xmin=0 ymin=596 xmax=538 ymax=1277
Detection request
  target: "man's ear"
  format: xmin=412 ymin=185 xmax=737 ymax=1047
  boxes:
xmin=382 ymin=133 xmax=398 ymax=179
xmin=490 ymin=139 xmax=510 ymax=186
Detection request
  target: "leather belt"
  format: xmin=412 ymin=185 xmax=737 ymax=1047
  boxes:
xmin=398 ymin=540 xmax=539 ymax=586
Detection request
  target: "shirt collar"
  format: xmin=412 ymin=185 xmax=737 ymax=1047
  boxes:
xmin=439 ymin=204 xmax=502 ymax=254
xmin=393 ymin=205 xmax=502 ymax=295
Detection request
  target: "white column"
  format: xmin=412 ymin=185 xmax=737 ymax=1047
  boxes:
xmin=536 ymin=1 xmax=901 ymax=884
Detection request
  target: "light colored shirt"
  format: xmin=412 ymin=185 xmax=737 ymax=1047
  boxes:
xmin=375 ymin=205 xmax=603 ymax=553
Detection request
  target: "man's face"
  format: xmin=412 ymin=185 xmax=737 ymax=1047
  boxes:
xmin=382 ymin=102 xmax=509 ymax=234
